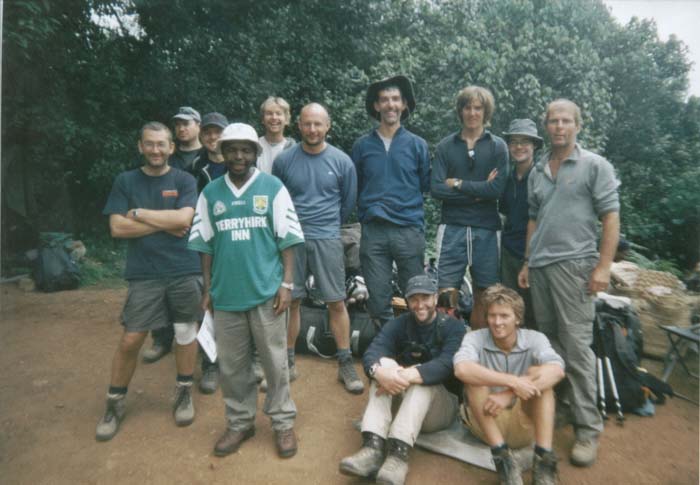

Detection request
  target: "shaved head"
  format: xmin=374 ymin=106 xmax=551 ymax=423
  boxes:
xmin=300 ymin=103 xmax=330 ymax=123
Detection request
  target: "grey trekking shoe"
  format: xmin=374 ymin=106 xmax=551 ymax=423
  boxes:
xmin=173 ymin=384 xmax=195 ymax=427
xmin=533 ymin=450 xmax=559 ymax=485
xmin=199 ymin=366 xmax=219 ymax=395
xmin=96 ymin=395 xmax=126 ymax=441
xmin=570 ymin=438 xmax=598 ymax=467
xmin=142 ymin=343 xmax=170 ymax=364
xmin=492 ymin=447 xmax=523 ymax=485
xmin=338 ymin=359 xmax=364 ymax=394
xmin=339 ymin=432 xmax=385 ymax=478
xmin=376 ymin=438 xmax=410 ymax=485
xmin=260 ymin=363 xmax=298 ymax=393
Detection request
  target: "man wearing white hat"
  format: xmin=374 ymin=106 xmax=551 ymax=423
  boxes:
xmin=188 ymin=123 xmax=304 ymax=459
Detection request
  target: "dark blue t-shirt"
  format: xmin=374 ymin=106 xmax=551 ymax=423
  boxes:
xmin=103 ymin=167 xmax=201 ymax=280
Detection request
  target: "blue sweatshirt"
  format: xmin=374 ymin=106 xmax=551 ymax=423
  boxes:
xmin=431 ymin=130 xmax=509 ymax=230
xmin=272 ymin=143 xmax=357 ymax=240
xmin=351 ymin=127 xmax=431 ymax=228
xmin=362 ymin=311 xmax=466 ymax=395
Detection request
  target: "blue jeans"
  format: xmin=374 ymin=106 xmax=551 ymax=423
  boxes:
xmin=360 ymin=220 xmax=425 ymax=322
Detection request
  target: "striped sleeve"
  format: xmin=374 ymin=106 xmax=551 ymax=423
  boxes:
xmin=187 ymin=192 xmax=215 ymax=254
xmin=272 ymin=185 xmax=304 ymax=250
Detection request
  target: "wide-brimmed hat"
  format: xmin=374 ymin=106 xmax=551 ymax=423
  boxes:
xmin=365 ymin=75 xmax=416 ymax=121
xmin=217 ymin=123 xmax=262 ymax=156
xmin=503 ymin=119 xmax=543 ymax=149
xmin=172 ymin=106 xmax=201 ymax=123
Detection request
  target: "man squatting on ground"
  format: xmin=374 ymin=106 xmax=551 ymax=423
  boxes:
xmin=431 ymin=86 xmax=508 ymax=329
xmin=351 ymin=75 xmax=431 ymax=326
xmin=340 ymin=275 xmax=465 ymax=485
xmin=518 ymin=99 xmax=620 ymax=467
xmin=273 ymin=103 xmax=364 ymax=394
xmin=143 ymin=106 xmax=203 ymax=363
xmin=188 ymin=123 xmax=304 ymax=458
xmin=498 ymin=119 xmax=543 ymax=329
xmin=454 ymin=284 xmax=565 ymax=485
xmin=96 ymin=122 xmax=201 ymax=441
xmin=255 ymin=96 xmax=295 ymax=391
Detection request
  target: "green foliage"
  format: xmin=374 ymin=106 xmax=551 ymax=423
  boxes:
xmin=2 ymin=0 xmax=698 ymax=273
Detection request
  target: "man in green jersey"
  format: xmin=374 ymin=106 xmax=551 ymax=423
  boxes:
xmin=188 ymin=123 xmax=304 ymax=459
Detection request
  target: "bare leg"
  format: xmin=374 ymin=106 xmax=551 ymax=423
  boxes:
xmin=470 ymin=287 xmax=487 ymax=329
xmin=174 ymin=339 xmax=197 ymax=376
xmin=327 ymin=300 xmax=350 ymax=349
xmin=466 ymin=384 xmax=506 ymax=446
xmin=110 ymin=331 xmax=148 ymax=387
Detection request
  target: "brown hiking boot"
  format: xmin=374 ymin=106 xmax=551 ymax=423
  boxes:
xmin=275 ymin=428 xmax=298 ymax=458
xmin=213 ymin=427 xmax=255 ymax=457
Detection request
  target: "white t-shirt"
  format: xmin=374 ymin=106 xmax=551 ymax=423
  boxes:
xmin=257 ymin=136 xmax=295 ymax=174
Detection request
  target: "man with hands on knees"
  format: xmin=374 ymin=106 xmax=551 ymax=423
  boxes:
xmin=454 ymin=285 xmax=564 ymax=485
xmin=188 ymin=123 xmax=304 ymax=459
xmin=340 ymin=275 xmax=465 ymax=485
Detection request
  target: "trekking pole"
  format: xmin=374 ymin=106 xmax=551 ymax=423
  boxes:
xmin=596 ymin=357 xmax=608 ymax=420
xmin=604 ymin=356 xmax=625 ymax=425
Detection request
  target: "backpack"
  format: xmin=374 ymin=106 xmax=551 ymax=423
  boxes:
xmin=33 ymin=234 xmax=81 ymax=292
xmin=593 ymin=299 xmax=672 ymax=412
xmin=295 ymin=305 xmax=380 ymax=358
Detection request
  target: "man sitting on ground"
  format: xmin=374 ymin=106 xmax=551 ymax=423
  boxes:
xmin=339 ymin=275 xmax=465 ymax=485
xmin=454 ymin=284 xmax=565 ymax=485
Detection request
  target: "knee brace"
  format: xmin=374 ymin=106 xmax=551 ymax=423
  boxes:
xmin=173 ymin=322 xmax=198 ymax=345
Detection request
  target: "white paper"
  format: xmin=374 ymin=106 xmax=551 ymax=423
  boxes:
xmin=197 ymin=311 xmax=217 ymax=362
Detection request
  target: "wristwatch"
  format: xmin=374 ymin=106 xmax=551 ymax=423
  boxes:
xmin=453 ymin=179 xmax=462 ymax=190
xmin=280 ymin=281 xmax=294 ymax=291
xmin=131 ymin=209 xmax=139 ymax=219
xmin=369 ymin=363 xmax=380 ymax=378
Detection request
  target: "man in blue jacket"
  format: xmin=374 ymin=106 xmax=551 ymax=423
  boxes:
xmin=339 ymin=275 xmax=465 ymax=485
xmin=351 ymin=75 xmax=431 ymax=326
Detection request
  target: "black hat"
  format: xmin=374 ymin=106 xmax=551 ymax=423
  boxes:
xmin=365 ymin=75 xmax=416 ymax=121
xmin=201 ymin=112 xmax=228 ymax=130
xmin=405 ymin=274 xmax=437 ymax=298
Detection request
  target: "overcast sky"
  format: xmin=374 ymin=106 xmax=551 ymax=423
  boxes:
xmin=604 ymin=0 xmax=699 ymax=97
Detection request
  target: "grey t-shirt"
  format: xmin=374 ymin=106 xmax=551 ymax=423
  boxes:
xmin=527 ymin=144 xmax=620 ymax=268
xmin=454 ymin=328 xmax=564 ymax=393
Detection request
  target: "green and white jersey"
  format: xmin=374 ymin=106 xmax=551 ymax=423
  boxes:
xmin=188 ymin=169 xmax=304 ymax=311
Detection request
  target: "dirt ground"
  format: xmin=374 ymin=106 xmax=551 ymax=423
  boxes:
xmin=0 ymin=283 xmax=698 ymax=485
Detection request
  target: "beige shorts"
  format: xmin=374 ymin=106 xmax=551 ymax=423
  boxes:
xmin=463 ymin=398 xmax=534 ymax=449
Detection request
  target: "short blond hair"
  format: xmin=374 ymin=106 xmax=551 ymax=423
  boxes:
xmin=543 ymin=98 xmax=582 ymax=128
xmin=260 ymin=96 xmax=291 ymax=124
xmin=456 ymin=86 xmax=495 ymax=126
xmin=481 ymin=284 xmax=524 ymax=324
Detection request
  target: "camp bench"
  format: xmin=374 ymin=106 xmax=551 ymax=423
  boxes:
xmin=659 ymin=324 xmax=699 ymax=404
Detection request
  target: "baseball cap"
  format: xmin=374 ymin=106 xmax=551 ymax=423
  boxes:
xmin=172 ymin=106 xmax=201 ymax=123
xmin=404 ymin=274 xmax=438 ymax=298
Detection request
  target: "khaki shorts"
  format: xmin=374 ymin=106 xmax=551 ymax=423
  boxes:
xmin=463 ymin=398 xmax=534 ymax=449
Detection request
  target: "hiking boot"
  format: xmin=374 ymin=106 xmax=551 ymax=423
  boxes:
xmin=338 ymin=359 xmax=364 ymax=394
xmin=492 ymin=447 xmax=523 ymax=485
xmin=339 ymin=432 xmax=385 ymax=478
xmin=142 ymin=343 xmax=170 ymax=364
xmin=376 ymin=438 xmax=410 ymax=485
xmin=214 ymin=427 xmax=255 ymax=457
xmin=275 ymin=428 xmax=298 ymax=458
xmin=570 ymin=438 xmax=598 ymax=467
xmin=95 ymin=395 xmax=126 ymax=442
xmin=533 ymin=450 xmax=559 ymax=485
xmin=172 ymin=384 xmax=195 ymax=427
xmin=260 ymin=364 xmax=298 ymax=393
xmin=199 ymin=366 xmax=219 ymax=395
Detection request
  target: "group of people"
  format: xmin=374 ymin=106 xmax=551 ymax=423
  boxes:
xmin=96 ymin=73 xmax=620 ymax=485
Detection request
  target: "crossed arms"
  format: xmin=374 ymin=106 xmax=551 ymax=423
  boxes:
xmin=109 ymin=207 xmax=195 ymax=239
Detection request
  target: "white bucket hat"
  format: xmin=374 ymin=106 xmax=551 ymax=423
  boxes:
xmin=217 ymin=123 xmax=262 ymax=156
